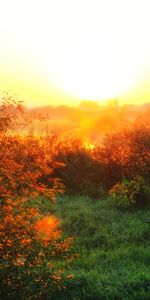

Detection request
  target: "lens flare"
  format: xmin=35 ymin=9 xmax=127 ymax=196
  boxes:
xmin=35 ymin=215 xmax=61 ymax=240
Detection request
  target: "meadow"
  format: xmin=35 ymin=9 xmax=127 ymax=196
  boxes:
xmin=37 ymin=194 xmax=150 ymax=300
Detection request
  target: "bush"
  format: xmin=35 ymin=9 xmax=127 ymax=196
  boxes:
xmin=109 ymin=176 xmax=150 ymax=209
xmin=53 ymin=141 xmax=105 ymax=199
xmin=0 ymin=202 xmax=75 ymax=300
xmin=0 ymin=98 xmax=76 ymax=299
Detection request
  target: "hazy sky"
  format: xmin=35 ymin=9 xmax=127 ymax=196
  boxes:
xmin=0 ymin=0 xmax=150 ymax=106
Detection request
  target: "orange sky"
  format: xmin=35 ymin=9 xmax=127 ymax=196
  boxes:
xmin=0 ymin=0 xmax=150 ymax=107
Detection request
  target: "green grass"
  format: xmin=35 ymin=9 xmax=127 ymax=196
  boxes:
xmin=30 ymin=195 xmax=150 ymax=299
xmin=53 ymin=195 xmax=150 ymax=300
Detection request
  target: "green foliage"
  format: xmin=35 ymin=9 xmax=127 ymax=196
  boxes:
xmin=52 ymin=195 xmax=150 ymax=300
xmin=110 ymin=176 xmax=150 ymax=209
xmin=54 ymin=144 xmax=105 ymax=199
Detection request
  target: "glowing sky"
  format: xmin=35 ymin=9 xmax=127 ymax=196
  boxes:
xmin=0 ymin=0 xmax=150 ymax=106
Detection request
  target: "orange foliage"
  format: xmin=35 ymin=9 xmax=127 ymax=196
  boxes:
xmin=0 ymin=134 xmax=60 ymax=201
xmin=0 ymin=97 xmax=75 ymax=299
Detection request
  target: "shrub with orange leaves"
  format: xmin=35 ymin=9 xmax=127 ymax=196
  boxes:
xmin=0 ymin=96 xmax=75 ymax=300
xmin=92 ymin=125 xmax=150 ymax=189
xmin=0 ymin=200 xmax=76 ymax=299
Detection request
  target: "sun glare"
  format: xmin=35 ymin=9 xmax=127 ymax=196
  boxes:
xmin=52 ymin=39 xmax=126 ymax=100
xmin=0 ymin=0 xmax=150 ymax=106
xmin=83 ymin=141 xmax=95 ymax=151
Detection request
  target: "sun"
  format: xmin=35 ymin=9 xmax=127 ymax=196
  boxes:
xmin=47 ymin=31 xmax=135 ymax=103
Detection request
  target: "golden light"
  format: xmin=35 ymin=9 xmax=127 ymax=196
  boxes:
xmin=0 ymin=0 xmax=150 ymax=106
xmin=35 ymin=215 xmax=61 ymax=240
xmin=83 ymin=141 xmax=95 ymax=151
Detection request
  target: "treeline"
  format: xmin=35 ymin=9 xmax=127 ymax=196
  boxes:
xmin=38 ymin=124 xmax=150 ymax=205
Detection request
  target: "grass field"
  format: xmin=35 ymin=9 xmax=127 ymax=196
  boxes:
xmin=34 ymin=195 xmax=150 ymax=300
